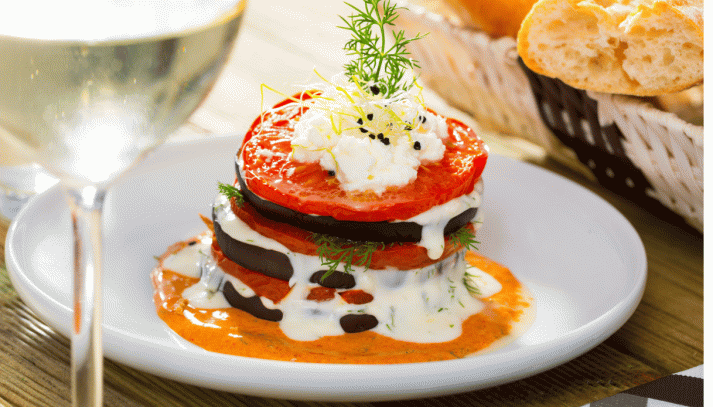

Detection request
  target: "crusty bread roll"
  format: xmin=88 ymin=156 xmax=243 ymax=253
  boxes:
xmin=441 ymin=0 xmax=537 ymax=38
xmin=517 ymin=0 xmax=703 ymax=96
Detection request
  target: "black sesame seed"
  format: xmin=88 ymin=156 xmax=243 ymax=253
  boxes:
xmin=367 ymin=113 xmax=374 ymax=121
xmin=419 ymin=115 xmax=426 ymax=123
xmin=413 ymin=141 xmax=421 ymax=150
xmin=404 ymin=125 xmax=412 ymax=131
xmin=377 ymin=133 xmax=384 ymax=140
xmin=359 ymin=127 xmax=368 ymax=133
xmin=369 ymin=133 xmax=376 ymax=139
xmin=381 ymin=138 xmax=390 ymax=146
xmin=327 ymin=170 xmax=336 ymax=176
xmin=370 ymin=85 xmax=380 ymax=95
xmin=356 ymin=118 xmax=363 ymax=125
xmin=188 ymin=241 xmax=197 ymax=246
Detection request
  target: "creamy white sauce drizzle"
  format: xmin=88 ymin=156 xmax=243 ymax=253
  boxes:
xmin=161 ymin=236 xmax=232 ymax=309
xmin=405 ymin=179 xmax=484 ymax=260
xmin=182 ymin=282 xmax=231 ymax=309
xmin=170 ymin=194 xmax=501 ymax=343
xmin=213 ymin=194 xmax=291 ymax=253
xmin=162 ymin=234 xmax=213 ymax=278
xmin=162 ymin=193 xmax=499 ymax=342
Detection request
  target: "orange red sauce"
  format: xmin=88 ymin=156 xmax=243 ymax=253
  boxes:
xmin=151 ymin=245 xmax=532 ymax=364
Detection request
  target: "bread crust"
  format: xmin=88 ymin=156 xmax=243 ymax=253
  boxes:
xmin=517 ymin=0 xmax=703 ymax=96
xmin=441 ymin=0 xmax=538 ymax=38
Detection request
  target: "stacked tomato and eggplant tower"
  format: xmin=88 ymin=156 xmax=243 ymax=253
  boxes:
xmin=209 ymin=86 xmax=489 ymax=343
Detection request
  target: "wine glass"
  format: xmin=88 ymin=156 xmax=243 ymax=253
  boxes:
xmin=0 ymin=1 xmax=247 ymax=405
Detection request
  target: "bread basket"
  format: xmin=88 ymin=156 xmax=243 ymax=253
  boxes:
xmin=395 ymin=1 xmax=703 ymax=232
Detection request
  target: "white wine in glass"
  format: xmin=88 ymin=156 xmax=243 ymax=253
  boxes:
xmin=0 ymin=1 xmax=247 ymax=405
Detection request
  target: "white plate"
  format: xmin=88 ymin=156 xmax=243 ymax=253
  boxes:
xmin=5 ymin=136 xmax=646 ymax=402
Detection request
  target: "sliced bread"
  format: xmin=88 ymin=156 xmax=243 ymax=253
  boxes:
xmin=517 ymin=0 xmax=703 ymax=96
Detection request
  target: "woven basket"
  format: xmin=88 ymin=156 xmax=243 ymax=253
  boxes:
xmin=396 ymin=1 xmax=703 ymax=232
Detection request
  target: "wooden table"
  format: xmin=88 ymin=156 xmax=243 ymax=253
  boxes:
xmin=0 ymin=1 xmax=703 ymax=406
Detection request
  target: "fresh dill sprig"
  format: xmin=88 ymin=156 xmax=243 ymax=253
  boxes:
xmin=312 ymin=233 xmax=386 ymax=280
xmin=218 ymin=182 xmax=244 ymax=207
xmin=339 ymin=0 xmax=427 ymax=97
xmin=311 ymin=226 xmax=477 ymax=281
xmin=449 ymin=226 xmax=479 ymax=251
xmin=463 ymin=271 xmax=482 ymax=296
xmin=452 ymin=226 xmax=481 ymax=295
xmin=386 ymin=306 xmax=396 ymax=330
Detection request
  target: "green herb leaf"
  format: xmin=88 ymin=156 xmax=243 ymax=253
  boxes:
xmin=339 ymin=0 xmax=427 ymax=97
xmin=218 ymin=182 xmax=244 ymax=207
xmin=463 ymin=271 xmax=482 ymax=296
xmin=311 ymin=225 xmax=476 ymax=284
xmin=449 ymin=226 xmax=479 ymax=251
xmin=312 ymin=233 xmax=386 ymax=280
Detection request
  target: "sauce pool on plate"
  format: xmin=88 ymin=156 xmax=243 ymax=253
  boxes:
xmin=151 ymin=236 xmax=534 ymax=364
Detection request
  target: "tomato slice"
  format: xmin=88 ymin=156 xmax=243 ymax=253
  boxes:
xmin=230 ymin=197 xmax=472 ymax=271
xmin=239 ymin=93 xmax=488 ymax=222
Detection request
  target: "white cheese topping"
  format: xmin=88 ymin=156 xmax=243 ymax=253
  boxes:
xmin=181 ymin=195 xmax=502 ymax=343
xmin=289 ymin=75 xmax=449 ymax=194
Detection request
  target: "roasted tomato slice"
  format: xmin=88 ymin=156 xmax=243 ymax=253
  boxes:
xmin=239 ymin=93 xmax=488 ymax=222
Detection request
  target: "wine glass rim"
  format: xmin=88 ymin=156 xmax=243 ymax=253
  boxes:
xmin=0 ymin=0 xmax=246 ymax=44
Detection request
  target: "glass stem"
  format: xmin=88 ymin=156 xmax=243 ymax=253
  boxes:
xmin=65 ymin=185 xmax=105 ymax=407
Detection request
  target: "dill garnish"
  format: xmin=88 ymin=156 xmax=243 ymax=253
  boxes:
xmin=449 ymin=226 xmax=479 ymax=252
xmin=312 ymin=234 xmax=386 ymax=280
xmin=339 ymin=0 xmax=427 ymax=97
xmin=311 ymin=225 xmax=477 ymax=282
xmin=218 ymin=182 xmax=244 ymax=207
xmin=463 ymin=271 xmax=482 ymax=296
xmin=386 ymin=306 xmax=396 ymax=330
